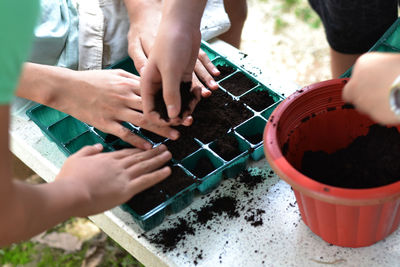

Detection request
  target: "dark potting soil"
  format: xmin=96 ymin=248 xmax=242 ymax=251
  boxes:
xmin=236 ymin=169 xmax=264 ymax=190
xmin=220 ymin=72 xmax=257 ymax=96
xmin=244 ymin=208 xmax=265 ymax=227
xmin=150 ymin=218 xmax=195 ymax=252
xmin=214 ymin=65 xmax=236 ymax=81
xmin=126 ymin=165 xmax=196 ymax=215
xmin=145 ymin=169 xmax=266 ymax=259
xmin=301 ymin=124 xmax=400 ymax=189
xmin=240 ymin=90 xmax=275 ymax=112
xmin=154 ymin=82 xmax=195 ymax=121
xmin=244 ymin=133 xmax=263 ymax=145
xmin=140 ymin=128 xmax=166 ymax=144
xmin=104 ymin=133 xmax=119 ymax=143
xmin=212 ymin=134 xmax=241 ymax=161
xmin=190 ymin=156 xmax=216 ymax=178
xmin=223 ymin=101 xmax=253 ymax=126
xmin=195 ymin=196 xmax=239 ymax=225
xmin=159 ymin=166 xmax=197 ymax=196
xmin=126 ymin=183 xmax=167 ymax=215
xmin=165 ymin=135 xmax=200 ymax=160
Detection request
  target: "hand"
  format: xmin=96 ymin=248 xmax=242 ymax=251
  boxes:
xmin=56 ymin=144 xmax=172 ymax=216
xmin=141 ymin=0 xmax=207 ymax=124
xmin=63 ymin=69 xmax=181 ymax=148
xmin=342 ymin=52 xmax=400 ymax=125
xmin=125 ymin=0 xmax=218 ymax=98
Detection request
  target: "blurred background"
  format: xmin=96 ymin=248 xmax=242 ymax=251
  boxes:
xmin=4 ymin=0 xmax=329 ymax=266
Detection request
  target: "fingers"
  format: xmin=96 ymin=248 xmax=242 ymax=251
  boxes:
xmin=126 ymin=147 xmax=171 ymax=176
xmin=113 ymin=69 xmax=140 ymax=81
xmin=198 ymin=49 xmax=220 ymax=77
xmin=108 ymin=122 xmax=152 ymax=150
xmin=194 ymin=52 xmax=219 ymax=91
xmin=162 ymin=72 xmax=182 ymax=120
xmin=128 ymin=166 xmax=171 ymax=195
xmin=111 ymin=148 xmax=143 ymax=159
xmin=74 ymin=144 xmax=103 ymax=157
xmin=128 ymin=37 xmax=148 ymax=76
xmin=120 ymin=144 xmax=169 ymax=168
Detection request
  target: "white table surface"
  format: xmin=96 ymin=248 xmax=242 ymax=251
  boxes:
xmin=10 ymin=39 xmax=400 ymax=267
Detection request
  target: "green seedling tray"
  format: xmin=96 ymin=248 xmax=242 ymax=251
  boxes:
xmin=26 ymin=40 xmax=284 ymax=231
xmin=341 ymin=18 xmax=400 ymax=78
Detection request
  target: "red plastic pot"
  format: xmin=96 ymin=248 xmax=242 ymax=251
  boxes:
xmin=264 ymin=78 xmax=400 ymax=247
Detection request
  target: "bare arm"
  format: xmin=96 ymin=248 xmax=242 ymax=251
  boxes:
xmin=1 ymin=103 xmax=172 ymax=246
xmin=16 ymin=63 xmax=182 ymax=146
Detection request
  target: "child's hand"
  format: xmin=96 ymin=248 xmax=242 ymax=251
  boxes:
xmin=56 ymin=144 xmax=171 ymax=216
xmin=64 ymin=69 xmax=181 ymax=146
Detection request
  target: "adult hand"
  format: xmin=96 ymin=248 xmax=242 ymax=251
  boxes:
xmin=124 ymin=0 xmax=218 ymax=99
xmin=342 ymin=52 xmax=400 ymax=125
xmin=56 ymin=144 xmax=171 ymax=216
xmin=63 ymin=69 xmax=181 ymax=148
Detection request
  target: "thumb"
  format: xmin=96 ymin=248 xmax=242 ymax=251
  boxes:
xmin=74 ymin=144 xmax=103 ymax=157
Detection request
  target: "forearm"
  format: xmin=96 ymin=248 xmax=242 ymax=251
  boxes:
xmin=16 ymin=63 xmax=76 ymax=110
xmin=123 ymin=0 xmax=162 ymax=22
xmin=161 ymin=0 xmax=207 ymax=29
xmin=0 ymin=179 xmax=84 ymax=246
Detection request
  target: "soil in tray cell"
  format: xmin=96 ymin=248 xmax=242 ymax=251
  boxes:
xmin=160 ymin=166 xmax=197 ymax=196
xmin=301 ymin=124 xmax=400 ymax=189
xmin=140 ymin=128 xmax=166 ymax=144
xmin=220 ymin=72 xmax=257 ymax=96
xmin=214 ymin=65 xmax=236 ymax=81
xmin=212 ymin=135 xmax=242 ymax=161
xmin=240 ymin=90 xmax=275 ymax=112
xmin=190 ymin=156 xmax=216 ymax=178
xmin=165 ymin=135 xmax=200 ymax=161
xmin=243 ymin=133 xmax=263 ymax=145
xmin=186 ymin=91 xmax=251 ymax=143
xmin=154 ymin=82 xmax=195 ymax=121
xmin=126 ymin=182 xmax=167 ymax=215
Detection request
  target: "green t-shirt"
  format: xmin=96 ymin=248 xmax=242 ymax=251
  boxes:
xmin=0 ymin=0 xmax=39 ymax=105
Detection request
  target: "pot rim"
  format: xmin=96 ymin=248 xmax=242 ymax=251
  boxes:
xmin=264 ymin=78 xmax=400 ymax=206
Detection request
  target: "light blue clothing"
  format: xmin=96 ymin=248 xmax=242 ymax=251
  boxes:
xmin=30 ymin=0 xmax=79 ymax=70
xmin=0 ymin=0 xmax=39 ymax=105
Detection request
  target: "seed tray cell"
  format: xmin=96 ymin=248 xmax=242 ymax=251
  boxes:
xmin=122 ymin=164 xmax=198 ymax=230
xmin=235 ymin=116 xmax=267 ymax=161
xmin=239 ymin=85 xmax=283 ymax=113
xmin=211 ymin=57 xmax=238 ymax=81
xmin=26 ymin=41 xmax=285 ymax=231
xmin=182 ymin=148 xmax=225 ymax=194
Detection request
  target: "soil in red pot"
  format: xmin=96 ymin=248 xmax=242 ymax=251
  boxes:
xmin=214 ymin=65 xmax=236 ymax=81
xmin=301 ymin=124 xmax=400 ymax=189
xmin=165 ymin=136 xmax=200 ymax=161
xmin=154 ymin=82 xmax=195 ymax=121
xmin=240 ymin=90 xmax=275 ymax=112
xmin=220 ymin=72 xmax=257 ymax=96
xmin=212 ymin=134 xmax=241 ymax=161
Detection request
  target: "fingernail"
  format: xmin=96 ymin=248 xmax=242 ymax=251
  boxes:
xmin=170 ymin=130 xmax=179 ymax=140
xmin=144 ymin=142 xmax=152 ymax=150
xmin=167 ymin=105 xmax=178 ymax=119
xmin=210 ymin=80 xmax=218 ymax=88
xmin=94 ymin=143 xmax=103 ymax=150
xmin=158 ymin=144 xmax=167 ymax=151
xmin=213 ymin=67 xmax=219 ymax=74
